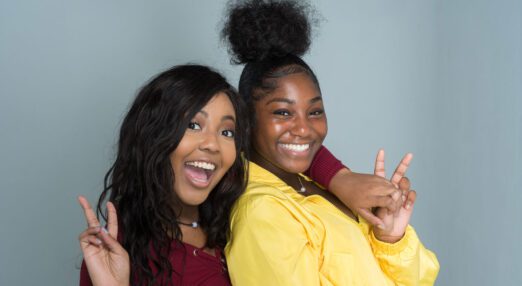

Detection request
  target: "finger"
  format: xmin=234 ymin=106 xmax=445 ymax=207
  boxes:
xmin=399 ymin=177 xmax=410 ymax=202
xmin=398 ymin=177 xmax=411 ymax=191
xmin=78 ymin=227 xmax=102 ymax=247
xmin=98 ymin=227 xmax=125 ymax=254
xmin=357 ymin=208 xmax=385 ymax=227
xmin=78 ymin=196 xmax=100 ymax=228
xmin=87 ymin=236 xmax=103 ymax=246
xmin=390 ymin=153 xmax=413 ymax=187
xmin=374 ymin=149 xmax=386 ymax=178
xmin=106 ymin=202 xmax=118 ymax=239
xmin=404 ymin=190 xmax=417 ymax=210
xmin=374 ymin=196 xmax=399 ymax=212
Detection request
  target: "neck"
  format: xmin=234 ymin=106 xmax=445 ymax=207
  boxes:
xmin=177 ymin=204 xmax=199 ymax=223
xmin=250 ymin=149 xmax=301 ymax=189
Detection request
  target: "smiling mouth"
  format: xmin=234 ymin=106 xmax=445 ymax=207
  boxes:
xmin=184 ymin=161 xmax=216 ymax=188
xmin=279 ymin=143 xmax=311 ymax=153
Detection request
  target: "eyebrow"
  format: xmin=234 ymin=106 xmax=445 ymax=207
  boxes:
xmin=222 ymin=115 xmax=236 ymax=123
xmin=198 ymin=110 xmax=236 ymax=123
xmin=265 ymin=96 xmax=322 ymax=105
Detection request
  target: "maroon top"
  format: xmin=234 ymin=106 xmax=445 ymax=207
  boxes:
xmin=305 ymin=145 xmax=346 ymax=188
xmin=80 ymin=242 xmax=230 ymax=286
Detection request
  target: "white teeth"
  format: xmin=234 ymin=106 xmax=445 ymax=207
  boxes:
xmin=186 ymin=161 xmax=216 ymax=171
xmin=280 ymin=143 xmax=310 ymax=152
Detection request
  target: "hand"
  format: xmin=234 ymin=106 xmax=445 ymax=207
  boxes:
xmin=372 ymin=150 xmax=417 ymax=243
xmin=78 ymin=196 xmax=130 ymax=286
xmin=328 ymin=169 xmax=403 ymax=227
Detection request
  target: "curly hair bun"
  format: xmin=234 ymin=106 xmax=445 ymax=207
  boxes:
xmin=222 ymin=0 xmax=314 ymax=64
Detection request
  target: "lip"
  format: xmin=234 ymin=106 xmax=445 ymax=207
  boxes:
xmin=277 ymin=142 xmax=313 ymax=157
xmin=183 ymin=159 xmax=218 ymax=189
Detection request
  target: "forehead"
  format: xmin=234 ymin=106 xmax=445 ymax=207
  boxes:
xmin=266 ymin=72 xmax=320 ymax=101
xmin=201 ymin=92 xmax=236 ymax=117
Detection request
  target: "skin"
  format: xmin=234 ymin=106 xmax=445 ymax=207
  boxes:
xmin=251 ymin=70 xmax=416 ymax=242
xmin=78 ymin=93 xmax=238 ymax=286
xmin=328 ymin=151 xmax=416 ymax=228
xmin=251 ymin=71 xmax=357 ymax=219
xmin=170 ymin=92 xmax=237 ymax=218
xmin=252 ymin=72 xmax=327 ymax=174
xmin=372 ymin=150 xmax=417 ymax=243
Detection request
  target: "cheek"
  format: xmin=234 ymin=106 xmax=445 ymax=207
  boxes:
xmin=313 ymin=118 xmax=328 ymax=140
xmin=258 ymin=120 xmax=288 ymax=142
xmin=222 ymin=141 xmax=237 ymax=169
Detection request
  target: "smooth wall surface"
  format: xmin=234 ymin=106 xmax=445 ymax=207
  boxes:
xmin=1 ymin=0 xmax=520 ymax=285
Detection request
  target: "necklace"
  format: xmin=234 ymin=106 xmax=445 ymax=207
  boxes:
xmin=297 ymin=175 xmax=306 ymax=193
xmin=177 ymin=220 xmax=199 ymax=228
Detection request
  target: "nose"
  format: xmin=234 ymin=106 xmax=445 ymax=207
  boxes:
xmin=199 ymin=131 xmax=220 ymax=153
xmin=290 ymin=114 xmax=311 ymax=137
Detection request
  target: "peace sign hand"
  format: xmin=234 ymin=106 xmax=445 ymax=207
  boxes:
xmin=78 ymin=196 xmax=130 ymax=286
xmin=372 ymin=150 xmax=417 ymax=243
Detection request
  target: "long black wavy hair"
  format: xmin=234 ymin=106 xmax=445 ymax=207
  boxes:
xmin=96 ymin=64 xmax=248 ymax=285
xmin=222 ymin=0 xmax=322 ymax=140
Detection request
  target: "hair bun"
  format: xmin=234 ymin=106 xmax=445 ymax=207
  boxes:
xmin=222 ymin=0 xmax=315 ymax=64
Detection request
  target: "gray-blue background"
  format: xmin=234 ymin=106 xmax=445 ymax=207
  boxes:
xmin=1 ymin=0 xmax=520 ymax=285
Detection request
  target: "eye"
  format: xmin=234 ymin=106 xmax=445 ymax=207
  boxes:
xmin=222 ymin=129 xmax=235 ymax=138
xmin=188 ymin=121 xmax=201 ymax=130
xmin=273 ymin=109 xmax=291 ymax=116
xmin=309 ymin=109 xmax=324 ymax=117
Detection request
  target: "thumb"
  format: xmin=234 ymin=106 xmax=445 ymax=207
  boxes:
xmin=357 ymin=208 xmax=384 ymax=228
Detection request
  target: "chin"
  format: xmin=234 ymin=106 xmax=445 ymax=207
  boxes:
xmin=280 ymin=160 xmax=312 ymax=174
xmin=178 ymin=192 xmax=211 ymax=207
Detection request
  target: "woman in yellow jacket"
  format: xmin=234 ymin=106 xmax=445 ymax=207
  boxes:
xmin=222 ymin=1 xmax=439 ymax=285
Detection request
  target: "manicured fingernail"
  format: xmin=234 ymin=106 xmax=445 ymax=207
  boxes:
xmin=96 ymin=238 xmax=102 ymax=244
xmin=101 ymin=227 xmax=109 ymax=234
xmin=405 ymin=203 xmax=411 ymax=210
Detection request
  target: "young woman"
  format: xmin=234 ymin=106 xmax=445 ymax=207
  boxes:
xmin=222 ymin=1 xmax=440 ymax=285
xmin=78 ymin=65 xmax=248 ymax=286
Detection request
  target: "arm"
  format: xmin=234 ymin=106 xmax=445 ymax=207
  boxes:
xmin=225 ymin=195 xmax=320 ymax=286
xmin=368 ymin=225 xmax=440 ymax=286
xmin=307 ymin=146 xmax=402 ymax=227
xmin=369 ymin=151 xmax=439 ymax=285
xmin=304 ymin=145 xmax=346 ymax=188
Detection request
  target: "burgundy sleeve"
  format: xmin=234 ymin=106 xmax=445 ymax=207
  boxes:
xmin=305 ymin=145 xmax=348 ymax=189
xmin=79 ymin=260 xmax=93 ymax=286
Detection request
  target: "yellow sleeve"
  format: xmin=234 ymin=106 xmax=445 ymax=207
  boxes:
xmin=368 ymin=225 xmax=440 ymax=286
xmin=225 ymin=193 xmax=320 ymax=286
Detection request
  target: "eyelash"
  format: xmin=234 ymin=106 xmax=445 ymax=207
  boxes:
xmin=309 ymin=109 xmax=324 ymax=116
xmin=222 ymin=130 xmax=235 ymax=138
xmin=273 ymin=110 xmax=291 ymax=116
xmin=272 ymin=109 xmax=325 ymax=117
xmin=189 ymin=121 xmax=235 ymax=138
xmin=188 ymin=121 xmax=201 ymax=130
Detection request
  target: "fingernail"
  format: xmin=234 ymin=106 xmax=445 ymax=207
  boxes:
xmin=402 ymin=195 xmax=406 ymax=202
xmin=96 ymin=238 xmax=102 ymax=245
xmin=405 ymin=203 xmax=411 ymax=210
xmin=378 ymin=224 xmax=385 ymax=230
xmin=392 ymin=192 xmax=400 ymax=201
xmin=101 ymin=227 xmax=109 ymax=234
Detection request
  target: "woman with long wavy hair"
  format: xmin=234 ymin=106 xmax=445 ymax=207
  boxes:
xmin=77 ymin=64 xmax=248 ymax=286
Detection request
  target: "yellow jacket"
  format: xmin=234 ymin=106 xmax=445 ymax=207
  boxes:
xmin=225 ymin=162 xmax=439 ymax=285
